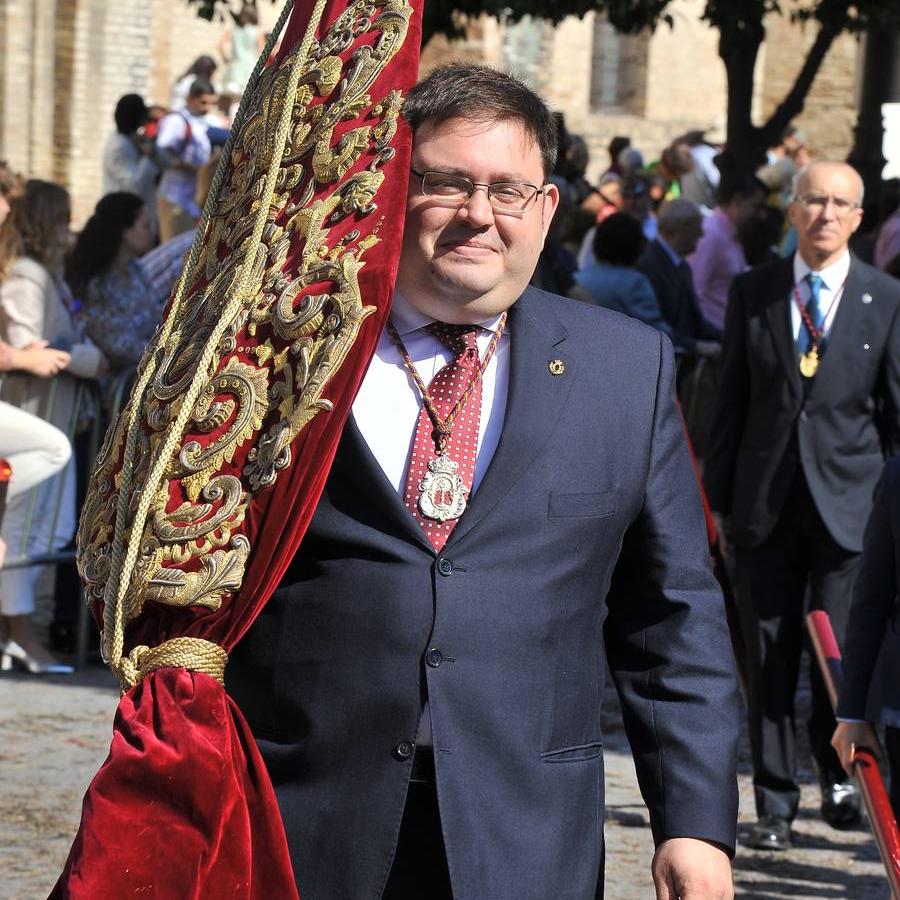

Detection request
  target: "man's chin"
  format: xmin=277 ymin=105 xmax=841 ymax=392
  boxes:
xmin=430 ymin=263 xmax=501 ymax=299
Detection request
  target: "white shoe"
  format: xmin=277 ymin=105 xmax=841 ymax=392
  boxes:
xmin=0 ymin=639 xmax=74 ymax=674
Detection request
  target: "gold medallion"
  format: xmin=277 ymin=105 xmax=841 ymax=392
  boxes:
xmin=799 ymin=348 xmax=819 ymax=378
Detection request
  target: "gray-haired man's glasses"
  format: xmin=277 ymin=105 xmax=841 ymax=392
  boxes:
xmin=411 ymin=168 xmax=546 ymax=214
xmin=795 ymin=193 xmax=860 ymax=218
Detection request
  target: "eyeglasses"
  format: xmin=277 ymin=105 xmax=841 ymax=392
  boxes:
xmin=410 ymin=168 xmax=546 ymax=214
xmin=795 ymin=193 xmax=860 ymax=217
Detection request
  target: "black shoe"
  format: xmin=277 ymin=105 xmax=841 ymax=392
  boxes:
xmin=821 ymin=781 xmax=861 ymax=829
xmin=746 ymin=816 xmax=791 ymax=851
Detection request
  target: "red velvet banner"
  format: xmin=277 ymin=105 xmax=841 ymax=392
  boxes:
xmin=52 ymin=1 xmax=422 ymax=896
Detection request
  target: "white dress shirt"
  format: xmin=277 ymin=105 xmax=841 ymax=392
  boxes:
xmin=352 ymin=292 xmax=510 ymax=496
xmin=351 ymin=292 xmax=511 ymax=747
xmin=791 ymin=250 xmax=851 ymax=341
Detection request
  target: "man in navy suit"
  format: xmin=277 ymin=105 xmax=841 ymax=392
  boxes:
xmin=705 ymin=161 xmax=900 ymax=851
xmin=228 ymin=64 xmax=740 ymax=899
xmin=635 ymin=198 xmax=721 ymax=356
xmin=833 ymin=457 xmax=900 ymax=824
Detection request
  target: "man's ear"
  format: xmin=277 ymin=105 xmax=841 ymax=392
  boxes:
xmin=540 ymin=181 xmax=560 ymax=240
xmin=787 ymin=199 xmax=799 ymax=230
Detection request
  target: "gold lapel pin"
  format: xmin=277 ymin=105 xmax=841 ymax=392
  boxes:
xmin=548 ymin=359 xmax=565 ymax=376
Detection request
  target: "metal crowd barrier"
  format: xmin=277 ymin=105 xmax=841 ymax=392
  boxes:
xmin=1 ymin=368 xmax=136 ymax=670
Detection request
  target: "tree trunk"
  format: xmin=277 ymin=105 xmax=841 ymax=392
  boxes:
xmin=716 ymin=20 xmax=766 ymax=188
xmin=847 ymin=27 xmax=893 ymax=215
xmin=714 ymin=0 xmax=852 ymax=186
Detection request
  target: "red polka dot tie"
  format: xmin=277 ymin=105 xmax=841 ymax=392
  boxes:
xmin=403 ymin=323 xmax=483 ymax=551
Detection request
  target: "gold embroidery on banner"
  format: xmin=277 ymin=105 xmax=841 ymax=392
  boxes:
xmin=76 ymin=0 xmax=413 ymax=632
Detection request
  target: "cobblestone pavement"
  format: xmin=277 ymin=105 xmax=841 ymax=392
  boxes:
xmin=1 ymin=664 xmax=892 ymax=899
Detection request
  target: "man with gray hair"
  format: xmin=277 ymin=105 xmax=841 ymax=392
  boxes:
xmin=705 ymin=160 xmax=900 ymax=851
xmin=636 ymin=198 xmax=721 ymax=357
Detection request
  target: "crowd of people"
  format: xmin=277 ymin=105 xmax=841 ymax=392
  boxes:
xmin=0 ymin=6 xmax=266 ymax=672
xmin=1 ymin=42 xmax=899 ymax=884
xmin=541 ymin=116 xmax=900 ymax=846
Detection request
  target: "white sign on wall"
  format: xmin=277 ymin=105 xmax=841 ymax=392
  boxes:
xmin=884 ymin=104 xmax=900 ymax=179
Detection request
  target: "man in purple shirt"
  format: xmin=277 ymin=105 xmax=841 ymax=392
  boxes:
xmin=874 ymin=207 xmax=900 ymax=272
xmin=689 ymin=175 xmax=768 ymax=331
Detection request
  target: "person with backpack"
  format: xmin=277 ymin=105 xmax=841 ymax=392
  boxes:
xmin=155 ymin=78 xmax=216 ymax=242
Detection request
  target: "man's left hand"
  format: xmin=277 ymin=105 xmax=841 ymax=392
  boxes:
xmin=651 ymin=838 xmax=733 ymax=899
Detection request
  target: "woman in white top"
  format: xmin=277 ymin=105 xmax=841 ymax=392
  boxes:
xmin=101 ymin=94 xmax=161 ymax=235
xmin=0 ymin=180 xmax=107 ymax=671
xmin=218 ymin=3 xmax=266 ymax=95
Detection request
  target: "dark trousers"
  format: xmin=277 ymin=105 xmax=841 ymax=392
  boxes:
xmin=735 ymin=473 xmax=859 ymax=821
xmin=382 ymin=753 xmax=453 ymax=899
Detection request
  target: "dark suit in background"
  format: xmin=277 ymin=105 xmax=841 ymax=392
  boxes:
xmin=229 ymin=290 xmax=741 ymax=899
xmin=635 ymin=238 xmax=721 ymax=353
xmin=836 ymin=457 xmax=900 ymax=821
xmin=705 ymin=253 xmax=900 ymax=828
xmin=636 ymin=237 xmax=721 ymax=455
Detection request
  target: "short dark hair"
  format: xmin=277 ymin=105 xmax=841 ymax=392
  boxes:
xmin=592 ymin=212 xmax=646 ymax=267
xmin=402 ymin=63 xmax=558 ymax=177
xmin=608 ymin=135 xmax=630 ymax=161
xmin=660 ymin=142 xmax=694 ymax=178
xmin=114 ymin=94 xmax=148 ymax=136
xmin=188 ymin=78 xmax=216 ymax=99
xmin=717 ymin=173 xmax=767 ymax=207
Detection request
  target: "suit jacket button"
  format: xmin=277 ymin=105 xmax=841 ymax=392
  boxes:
xmin=799 ymin=410 xmax=809 ymax=422
xmin=393 ymin=741 xmax=415 ymax=760
xmin=426 ymin=648 xmax=443 ymax=668
xmin=437 ymin=558 xmax=453 ymax=576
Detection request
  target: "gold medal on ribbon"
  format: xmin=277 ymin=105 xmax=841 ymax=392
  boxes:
xmin=799 ymin=348 xmax=819 ymax=378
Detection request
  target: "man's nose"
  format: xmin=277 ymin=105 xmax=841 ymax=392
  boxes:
xmin=457 ymin=185 xmax=495 ymax=226
xmin=819 ymin=197 xmax=842 ymax=220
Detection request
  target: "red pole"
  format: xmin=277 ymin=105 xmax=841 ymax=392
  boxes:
xmin=0 ymin=458 xmax=10 ymax=526
xmin=807 ymin=610 xmax=900 ymax=899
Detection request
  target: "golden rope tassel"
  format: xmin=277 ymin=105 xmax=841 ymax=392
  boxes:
xmin=118 ymin=638 xmax=229 ymax=690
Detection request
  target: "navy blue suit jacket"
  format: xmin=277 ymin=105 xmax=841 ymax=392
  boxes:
xmin=837 ymin=457 xmax=900 ymax=728
xmin=635 ymin=238 xmax=721 ymax=352
xmin=227 ymin=287 xmax=740 ymax=900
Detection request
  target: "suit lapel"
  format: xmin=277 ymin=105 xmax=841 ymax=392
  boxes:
xmin=762 ymin=257 xmax=801 ymax=398
xmin=653 ymin=243 xmax=683 ymax=315
xmin=337 ymin=414 xmax=434 ymax=552
xmin=809 ymin=256 xmax=874 ymax=399
xmin=445 ymin=288 xmax=573 ymax=549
